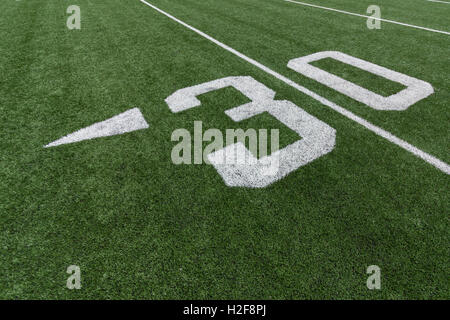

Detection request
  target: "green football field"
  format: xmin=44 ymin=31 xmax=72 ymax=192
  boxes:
xmin=1 ymin=0 xmax=449 ymax=299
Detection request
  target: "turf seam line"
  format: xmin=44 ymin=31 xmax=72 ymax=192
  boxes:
xmin=284 ymin=0 xmax=450 ymax=35
xmin=139 ymin=0 xmax=450 ymax=175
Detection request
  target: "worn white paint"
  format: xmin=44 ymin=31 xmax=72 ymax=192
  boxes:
xmin=426 ymin=0 xmax=450 ymax=4
xmin=166 ymin=76 xmax=336 ymax=188
xmin=140 ymin=0 xmax=450 ymax=175
xmin=287 ymin=51 xmax=434 ymax=111
xmin=166 ymin=76 xmax=275 ymax=112
xmin=211 ymin=99 xmax=335 ymax=188
xmin=44 ymin=108 xmax=149 ymax=148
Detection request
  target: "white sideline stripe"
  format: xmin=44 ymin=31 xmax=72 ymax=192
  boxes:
xmin=139 ymin=0 xmax=450 ymax=175
xmin=427 ymin=0 xmax=450 ymax=4
xmin=285 ymin=0 xmax=450 ymax=35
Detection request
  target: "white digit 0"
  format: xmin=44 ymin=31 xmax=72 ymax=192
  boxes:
xmin=287 ymin=51 xmax=433 ymax=111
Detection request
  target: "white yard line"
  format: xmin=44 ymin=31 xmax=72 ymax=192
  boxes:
xmin=139 ymin=0 xmax=450 ymax=175
xmin=427 ymin=0 xmax=450 ymax=4
xmin=285 ymin=0 xmax=450 ymax=35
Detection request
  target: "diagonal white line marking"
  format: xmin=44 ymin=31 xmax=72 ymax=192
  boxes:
xmin=427 ymin=0 xmax=450 ymax=4
xmin=285 ymin=0 xmax=450 ymax=35
xmin=139 ymin=0 xmax=450 ymax=175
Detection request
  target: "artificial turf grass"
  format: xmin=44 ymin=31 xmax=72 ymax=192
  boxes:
xmin=310 ymin=58 xmax=407 ymax=97
xmin=0 ymin=0 xmax=448 ymax=299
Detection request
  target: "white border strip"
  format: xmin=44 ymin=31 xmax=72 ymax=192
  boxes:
xmin=427 ymin=0 xmax=450 ymax=4
xmin=285 ymin=0 xmax=450 ymax=35
xmin=139 ymin=0 xmax=450 ymax=175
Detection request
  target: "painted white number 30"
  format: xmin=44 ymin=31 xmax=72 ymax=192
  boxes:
xmin=166 ymin=51 xmax=433 ymax=187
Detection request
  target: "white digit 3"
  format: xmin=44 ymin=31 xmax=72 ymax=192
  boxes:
xmin=287 ymin=51 xmax=433 ymax=111
xmin=165 ymin=76 xmax=336 ymax=188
